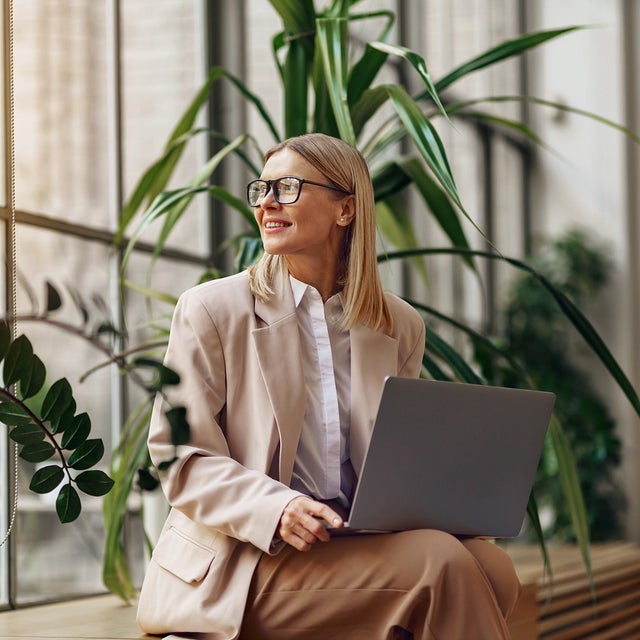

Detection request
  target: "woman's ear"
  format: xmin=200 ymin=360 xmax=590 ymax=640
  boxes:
xmin=337 ymin=195 xmax=356 ymax=226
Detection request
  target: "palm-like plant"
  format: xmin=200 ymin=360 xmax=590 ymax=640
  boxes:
xmin=109 ymin=0 xmax=639 ymax=600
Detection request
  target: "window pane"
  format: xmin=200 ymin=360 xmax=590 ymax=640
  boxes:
xmin=123 ymin=253 xmax=205 ymax=573
xmin=1 ymin=222 xmax=11 ymax=608
xmin=13 ymin=225 xmax=115 ymax=603
xmin=0 ymin=222 xmax=8 ymax=608
xmin=121 ymin=1 xmax=209 ymax=256
xmin=0 ymin=2 xmax=6 ymax=210
xmin=14 ymin=1 xmax=110 ymax=228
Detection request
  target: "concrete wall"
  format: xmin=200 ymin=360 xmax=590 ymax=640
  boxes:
xmin=526 ymin=0 xmax=640 ymax=541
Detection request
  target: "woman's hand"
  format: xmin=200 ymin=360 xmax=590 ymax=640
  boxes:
xmin=277 ymin=496 xmax=343 ymax=551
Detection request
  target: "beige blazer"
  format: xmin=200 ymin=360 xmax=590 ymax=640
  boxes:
xmin=137 ymin=269 xmax=425 ymax=639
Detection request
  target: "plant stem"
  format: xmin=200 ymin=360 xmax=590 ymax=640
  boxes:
xmin=0 ymin=386 xmax=72 ymax=480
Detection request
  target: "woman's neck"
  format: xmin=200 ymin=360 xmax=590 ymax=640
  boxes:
xmin=285 ymin=256 xmax=341 ymax=302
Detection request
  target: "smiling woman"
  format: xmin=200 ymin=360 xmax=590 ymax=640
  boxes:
xmin=136 ymin=133 xmax=521 ymax=640
xmin=251 ymin=144 xmax=356 ymax=301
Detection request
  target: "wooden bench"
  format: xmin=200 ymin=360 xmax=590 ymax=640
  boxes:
xmin=507 ymin=542 xmax=640 ymax=640
xmin=2 ymin=542 xmax=639 ymax=639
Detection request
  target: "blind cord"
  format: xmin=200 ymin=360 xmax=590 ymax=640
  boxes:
xmin=1 ymin=0 xmax=19 ymax=549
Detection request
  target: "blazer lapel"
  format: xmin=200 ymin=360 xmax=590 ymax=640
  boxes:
xmin=251 ymin=272 xmax=306 ymax=485
xmin=349 ymin=325 xmax=399 ymax=477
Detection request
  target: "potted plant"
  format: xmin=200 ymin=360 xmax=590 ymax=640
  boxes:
xmin=3 ymin=0 xmax=638 ymax=601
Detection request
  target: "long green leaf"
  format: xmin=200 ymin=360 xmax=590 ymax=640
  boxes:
xmin=352 ymin=86 xmax=390 ymax=138
xmin=103 ymin=402 xmax=154 ymax=601
xmin=268 ymin=0 xmax=316 ymax=37
xmin=421 ymin=351 xmax=451 ymax=381
xmin=0 ymin=402 xmax=33 ymax=427
xmin=548 ymin=415 xmax=593 ymax=590
xmin=384 ymin=85 xmax=459 ymax=206
xmin=384 ymin=84 xmax=498 ymax=252
xmin=434 ymin=27 xmax=582 ymax=93
xmin=526 ymin=492 xmax=553 ymax=586
xmin=311 ymin=36 xmax=339 ymax=137
xmin=118 ymin=67 xmax=226 ymax=241
xmin=397 ymin=158 xmax=477 ymax=273
xmin=121 ymin=185 xmax=255 ymax=276
xmin=449 ymin=110 xmax=554 ymax=154
xmin=118 ymin=69 xmax=279 ymax=245
xmin=370 ymin=41 xmax=449 ymax=122
xmin=408 ymin=299 xmax=525 ymax=378
xmin=123 ymin=280 xmax=178 ymax=307
xmin=375 ymin=199 xmax=427 ymax=284
xmin=283 ymin=37 xmax=310 ymax=138
xmin=19 ymin=354 xmax=46 ymax=400
xmin=316 ymin=18 xmax=356 ymax=145
xmin=154 ymin=135 xmax=250 ymax=260
xmin=347 ymin=11 xmax=395 ymax=105
xmin=382 ymin=247 xmax=640 ymax=417
xmin=447 ymin=95 xmax=640 ymax=145
xmin=371 ymin=159 xmax=412 ymax=201
xmin=222 ymin=73 xmax=281 ymax=144
xmin=424 ymin=325 xmax=484 ymax=384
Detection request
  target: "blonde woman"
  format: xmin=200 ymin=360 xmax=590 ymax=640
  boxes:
xmin=137 ymin=133 xmax=521 ymax=639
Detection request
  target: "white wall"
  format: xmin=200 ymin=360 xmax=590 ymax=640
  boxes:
xmin=527 ymin=0 xmax=640 ymax=540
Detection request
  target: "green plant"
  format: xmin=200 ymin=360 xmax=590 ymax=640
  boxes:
xmin=5 ymin=0 xmax=639 ymax=601
xmin=474 ymin=230 xmax=625 ymax=542
xmin=115 ymin=1 xmax=639 ymax=587
xmin=1 ymin=280 xmax=189 ymax=598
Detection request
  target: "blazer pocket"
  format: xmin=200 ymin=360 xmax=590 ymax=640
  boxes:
xmin=152 ymin=526 xmax=217 ymax=584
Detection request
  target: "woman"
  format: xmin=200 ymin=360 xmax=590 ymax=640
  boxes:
xmin=137 ymin=133 xmax=521 ymax=639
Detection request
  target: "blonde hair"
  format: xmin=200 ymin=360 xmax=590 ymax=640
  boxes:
xmin=248 ymin=133 xmax=391 ymax=332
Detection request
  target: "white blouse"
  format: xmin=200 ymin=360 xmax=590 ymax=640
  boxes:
xmin=289 ymin=276 xmax=355 ymax=509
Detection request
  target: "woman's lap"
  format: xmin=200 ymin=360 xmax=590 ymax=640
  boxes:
xmin=240 ymin=530 xmax=519 ymax=640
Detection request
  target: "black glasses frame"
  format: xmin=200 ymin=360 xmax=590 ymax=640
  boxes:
xmin=246 ymin=176 xmax=350 ymax=206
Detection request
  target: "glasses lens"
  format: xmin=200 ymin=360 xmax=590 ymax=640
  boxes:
xmin=247 ymin=180 xmax=267 ymax=206
xmin=274 ymin=177 xmax=301 ymax=204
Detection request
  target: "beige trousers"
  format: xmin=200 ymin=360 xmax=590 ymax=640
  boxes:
xmin=240 ymin=530 xmax=520 ymax=640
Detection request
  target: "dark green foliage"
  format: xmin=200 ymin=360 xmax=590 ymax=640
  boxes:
xmin=475 ymin=230 xmax=625 ymax=541
xmin=0 ymin=281 xmax=185 ymax=527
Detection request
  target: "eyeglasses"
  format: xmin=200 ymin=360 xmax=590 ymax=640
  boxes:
xmin=246 ymin=176 xmax=350 ymax=207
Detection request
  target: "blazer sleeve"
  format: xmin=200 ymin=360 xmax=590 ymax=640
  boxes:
xmin=148 ymin=289 xmax=301 ymax=554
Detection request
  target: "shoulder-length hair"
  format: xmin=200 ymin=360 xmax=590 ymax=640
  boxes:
xmin=248 ymin=133 xmax=392 ymax=332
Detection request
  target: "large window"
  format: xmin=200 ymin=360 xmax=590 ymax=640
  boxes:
xmin=1 ymin=0 xmax=208 ymax=606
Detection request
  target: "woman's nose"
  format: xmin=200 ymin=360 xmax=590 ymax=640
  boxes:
xmin=259 ymin=187 xmax=278 ymax=208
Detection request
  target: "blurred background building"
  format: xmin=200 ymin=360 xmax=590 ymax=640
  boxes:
xmin=1 ymin=0 xmax=638 ymax=608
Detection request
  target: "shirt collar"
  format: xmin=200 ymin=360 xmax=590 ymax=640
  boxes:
xmin=289 ymin=274 xmax=308 ymax=308
xmin=289 ymin=274 xmax=344 ymax=311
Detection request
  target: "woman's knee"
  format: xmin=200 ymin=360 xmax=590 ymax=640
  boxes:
xmin=461 ymin=538 xmax=522 ymax=619
xmin=395 ymin=529 xmax=483 ymax=586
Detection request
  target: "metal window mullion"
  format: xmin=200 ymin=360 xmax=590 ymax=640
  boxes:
xmin=0 ymin=206 xmax=209 ymax=266
xmin=1 ymin=0 xmax=17 ymax=610
xmin=106 ymin=0 xmax=125 ymax=453
xmin=517 ymin=0 xmax=533 ymax=257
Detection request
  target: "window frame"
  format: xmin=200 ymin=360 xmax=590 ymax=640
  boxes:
xmin=0 ymin=0 xmax=213 ymax=609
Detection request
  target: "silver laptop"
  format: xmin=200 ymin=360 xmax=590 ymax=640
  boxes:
xmin=337 ymin=377 xmax=555 ymax=538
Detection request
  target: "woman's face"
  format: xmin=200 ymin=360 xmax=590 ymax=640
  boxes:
xmin=253 ymin=148 xmax=352 ymax=263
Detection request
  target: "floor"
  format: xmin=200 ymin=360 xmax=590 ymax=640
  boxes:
xmin=0 ymin=594 xmax=147 ymax=640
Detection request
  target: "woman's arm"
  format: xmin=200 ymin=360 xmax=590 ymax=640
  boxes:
xmin=149 ymin=289 xmax=301 ymax=554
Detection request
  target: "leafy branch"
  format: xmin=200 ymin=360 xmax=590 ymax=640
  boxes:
xmin=0 ymin=323 xmax=113 ymax=523
xmin=1 ymin=280 xmax=190 ymax=526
